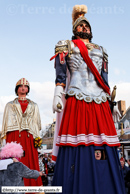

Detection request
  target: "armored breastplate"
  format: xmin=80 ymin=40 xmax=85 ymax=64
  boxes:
xmin=66 ymin=42 xmax=109 ymax=104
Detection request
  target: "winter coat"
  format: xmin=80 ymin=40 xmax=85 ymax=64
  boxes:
xmin=0 ymin=160 xmax=40 ymax=194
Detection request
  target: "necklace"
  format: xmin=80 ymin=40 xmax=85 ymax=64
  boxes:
xmin=18 ymin=97 xmax=26 ymax=101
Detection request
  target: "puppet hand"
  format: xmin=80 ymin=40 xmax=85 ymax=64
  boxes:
xmin=53 ymin=96 xmax=63 ymax=113
xmin=113 ymin=105 xmax=121 ymax=122
xmin=52 ymin=86 xmax=64 ymax=113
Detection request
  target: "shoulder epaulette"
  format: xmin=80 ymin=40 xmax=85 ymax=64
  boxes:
xmin=100 ymin=46 xmax=108 ymax=63
xmin=92 ymin=43 xmax=100 ymax=50
xmin=55 ymin=40 xmax=72 ymax=57
xmin=100 ymin=46 xmax=108 ymax=73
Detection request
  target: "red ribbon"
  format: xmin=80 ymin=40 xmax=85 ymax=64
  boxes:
xmin=50 ymin=53 xmax=58 ymax=61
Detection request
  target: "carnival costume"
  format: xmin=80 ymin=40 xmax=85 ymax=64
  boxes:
xmin=51 ymin=5 xmax=125 ymax=194
xmin=1 ymin=78 xmax=42 ymax=187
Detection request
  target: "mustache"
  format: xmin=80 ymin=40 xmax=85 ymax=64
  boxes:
xmin=74 ymin=31 xmax=93 ymax=40
xmin=72 ymin=31 xmax=93 ymax=42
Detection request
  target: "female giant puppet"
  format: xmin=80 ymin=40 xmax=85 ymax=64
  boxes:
xmin=1 ymin=78 xmax=42 ymax=186
xmin=51 ymin=5 xmax=125 ymax=194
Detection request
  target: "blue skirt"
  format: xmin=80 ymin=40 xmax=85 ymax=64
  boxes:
xmin=52 ymin=145 xmax=125 ymax=194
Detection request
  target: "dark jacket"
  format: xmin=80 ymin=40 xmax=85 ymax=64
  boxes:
xmin=125 ymin=170 xmax=130 ymax=194
xmin=0 ymin=161 xmax=39 ymax=194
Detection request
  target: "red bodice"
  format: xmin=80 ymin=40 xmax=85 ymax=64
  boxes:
xmin=18 ymin=100 xmax=29 ymax=113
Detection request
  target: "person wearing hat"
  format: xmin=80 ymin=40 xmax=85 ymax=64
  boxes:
xmin=50 ymin=4 xmax=125 ymax=194
xmin=1 ymin=78 xmax=43 ymax=187
xmin=0 ymin=142 xmax=44 ymax=193
xmin=120 ymin=157 xmax=129 ymax=193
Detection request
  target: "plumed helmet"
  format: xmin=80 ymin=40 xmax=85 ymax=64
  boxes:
xmin=72 ymin=5 xmax=91 ymax=33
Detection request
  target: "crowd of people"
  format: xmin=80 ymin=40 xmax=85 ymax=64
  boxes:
xmin=38 ymin=153 xmax=55 ymax=186
xmin=38 ymin=150 xmax=130 ymax=194
xmin=0 ymin=141 xmax=130 ymax=194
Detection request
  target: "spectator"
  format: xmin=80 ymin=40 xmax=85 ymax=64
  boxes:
xmin=0 ymin=142 xmax=43 ymax=193
xmin=125 ymin=170 xmax=130 ymax=194
xmin=42 ymin=154 xmax=48 ymax=186
xmin=120 ymin=157 xmax=129 ymax=193
xmin=47 ymin=154 xmax=55 ymax=186
xmin=44 ymin=153 xmax=48 ymax=164
xmin=43 ymin=153 xmax=48 ymax=174
xmin=39 ymin=154 xmax=45 ymax=172
xmin=127 ymin=159 xmax=130 ymax=168
xmin=38 ymin=154 xmax=47 ymax=186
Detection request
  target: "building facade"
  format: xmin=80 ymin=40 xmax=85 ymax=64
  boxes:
xmin=42 ymin=119 xmax=56 ymax=149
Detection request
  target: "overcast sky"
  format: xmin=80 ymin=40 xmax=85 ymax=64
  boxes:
xmin=0 ymin=0 xmax=130 ymax=131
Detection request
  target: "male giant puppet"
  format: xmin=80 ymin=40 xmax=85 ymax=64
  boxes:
xmin=51 ymin=5 xmax=125 ymax=194
xmin=1 ymin=78 xmax=42 ymax=186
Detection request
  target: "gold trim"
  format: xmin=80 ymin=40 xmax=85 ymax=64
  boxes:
xmin=55 ymin=40 xmax=72 ymax=57
xmin=69 ymin=90 xmax=74 ymax=94
xmin=18 ymin=97 xmax=27 ymax=101
xmin=77 ymin=93 xmax=83 ymax=99
xmin=55 ymin=46 xmax=68 ymax=54
xmin=86 ymin=97 xmax=91 ymax=101
xmin=73 ymin=16 xmax=90 ymax=31
xmin=96 ymin=98 xmax=100 ymax=102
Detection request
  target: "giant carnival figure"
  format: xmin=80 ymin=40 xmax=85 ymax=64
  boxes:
xmin=1 ymin=78 xmax=43 ymax=186
xmin=50 ymin=5 xmax=125 ymax=194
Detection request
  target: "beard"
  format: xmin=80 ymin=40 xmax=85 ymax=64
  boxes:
xmin=72 ymin=31 xmax=93 ymax=41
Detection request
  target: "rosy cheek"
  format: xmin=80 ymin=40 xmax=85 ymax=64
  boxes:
xmin=77 ymin=27 xmax=82 ymax=32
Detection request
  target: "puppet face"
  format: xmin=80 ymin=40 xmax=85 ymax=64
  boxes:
xmin=17 ymin=85 xmax=28 ymax=96
xmin=76 ymin=22 xmax=90 ymax=34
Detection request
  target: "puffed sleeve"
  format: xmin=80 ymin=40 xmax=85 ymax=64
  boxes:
xmin=55 ymin=40 xmax=69 ymax=88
